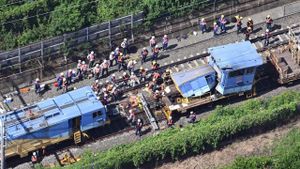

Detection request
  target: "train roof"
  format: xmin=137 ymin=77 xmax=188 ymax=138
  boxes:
xmin=171 ymin=64 xmax=215 ymax=86
xmin=2 ymin=86 xmax=104 ymax=139
xmin=208 ymin=41 xmax=263 ymax=70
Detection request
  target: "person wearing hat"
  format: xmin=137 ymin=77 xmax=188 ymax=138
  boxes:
xmin=188 ymin=111 xmax=196 ymax=123
xmin=167 ymin=116 xmax=173 ymax=127
xmin=66 ymin=69 xmax=73 ymax=85
xmin=213 ymin=22 xmax=219 ymax=36
xmin=117 ymin=52 xmax=125 ymax=71
xmin=87 ymin=51 xmax=96 ymax=68
xmin=76 ymin=60 xmax=82 ymax=76
xmin=101 ymin=59 xmax=110 ymax=77
xmin=152 ymin=60 xmax=159 ymax=70
xmin=140 ymin=47 xmax=149 ymax=64
xmin=264 ymin=29 xmax=271 ymax=46
xmin=34 ymin=78 xmax=41 ymax=95
xmin=56 ymin=73 xmax=64 ymax=90
xmin=92 ymin=79 xmax=100 ymax=92
xmin=121 ymin=38 xmax=129 ymax=55
xmin=110 ymin=74 xmax=117 ymax=84
xmin=127 ymin=59 xmax=136 ymax=74
xmin=149 ymin=36 xmax=156 ymax=52
xmin=130 ymin=72 xmax=139 ymax=87
xmin=235 ymin=15 xmax=243 ymax=34
xmin=135 ymin=118 xmax=144 ymax=137
xmin=162 ymin=34 xmax=169 ymax=51
xmin=139 ymin=67 xmax=146 ymax=82
xmin=80 ymin=61 xmax=88 ymax=78
xmin=199 ymin=18 xmax=207 ymax=34
xmin=108 ymin=51 xmax=115 ymax=66
xmin=247 ymin=18 xmax=254 ymax=31
xmin=152 ymin=45 xmax=160 ymax=61
xmin=219 ymin=14 xmax=227 ymax=33
xmin=122 ymin=72 xmax=130 ymax=86
xmin=31 ymin=151 xmax=38 ymax=165
xmin=93 ymin=64 xmax=101 ymax=80
xmin=245 ymin=26 xmax=252 ymax=41
xmin=265 ymin=15 xmax=273 ymax=30
xmin=62 ymin=77 xmax=68 ymax=93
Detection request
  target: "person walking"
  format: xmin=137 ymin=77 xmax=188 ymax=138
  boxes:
xmin=152 ymin=45 xmax=160 ymax=61
xmin=149 ymin=36 xmax=156 ymax=52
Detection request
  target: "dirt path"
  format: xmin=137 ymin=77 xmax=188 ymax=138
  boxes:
xmin=155 ymin=118 xmax=300 ymax=169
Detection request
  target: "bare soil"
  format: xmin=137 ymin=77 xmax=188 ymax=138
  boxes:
xmin=155 ymin=117 xmax=300 ymax=169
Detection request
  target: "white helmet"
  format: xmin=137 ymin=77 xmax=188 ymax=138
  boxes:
xmin=36 ymin=78 xmax=40 ymax=82
xmin=95 ymin=80 xmax=99 ymax=83
xmin=33 ymin=152 xmax=36 ymax=156
xmin=60 ymin=72 xmax=64 ymax=76
xmin=143 ymin=47 xmax=147 ymax=50
xmin=151 ymin=36 xmax=155 ymax=39
xmin=82 ymin=61 xmax=86 ymax=64
xmin=105 ymin=80 xmax=109 ymax=83
xmin=69 ymin=69 xmax=72 ymax=72
xmin=137 ymin=119 xmax=141 ymax=122
xmin=91 ymin=51 xmax=95 ymax=54
xmin=96 ymin=64 xmax=100 ymax=67
xmin=155 ymin=45 xmax=159 ymax=48
xmin=78 ymin=60 xmax=81 ymax=63
xmin=266 ymin=29 xmax=269 ymax=32
xmin=123 ymin=72 xmax=127 ymax=76
xmin=164 ymin=34 xmax=167 ymax=38
xmin=124 ymin=38 xmax=127 ymax=41
xmin=112 ymin=74 xmax=115 ymax=77
xmin=190 ymin=111 xmax=194 ymax=114
xmin=131 ymin=72 xmax=134 ymax=75
xmin=111 ymin=51 xmax=115 ymax=55
xmin=116 ymin=47 xmax=120 ymax=51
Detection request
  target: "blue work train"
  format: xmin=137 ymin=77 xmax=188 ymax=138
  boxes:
xmin=3 ymin=86 xmax=107 ymax=158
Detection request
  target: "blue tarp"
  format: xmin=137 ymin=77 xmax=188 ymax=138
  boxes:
xmin=208 ymin=41 xmax=263 ymax=70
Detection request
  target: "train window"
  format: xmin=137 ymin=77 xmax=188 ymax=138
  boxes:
xmin=205 ymin=75 xmax=214 ymax=84
xmin=229 ymin=69 xmax=244 ymax=77
xmin=245 ymin=67 xmax=255 ymax=74
xmin=93 ymin=111 xmax=102 ymax=118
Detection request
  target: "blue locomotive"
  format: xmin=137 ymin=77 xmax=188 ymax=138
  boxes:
xmin=3 ymin=86 xmax=107 ymax=158
xmin=166 ymin=41 xmax=263 ymax=114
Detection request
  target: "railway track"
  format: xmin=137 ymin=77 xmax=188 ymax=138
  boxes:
xmin=6 ymin=22 xmax=300 ymax=169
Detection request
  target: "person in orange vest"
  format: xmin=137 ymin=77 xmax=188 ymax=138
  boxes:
xmin=87 ymin=51 xmax=96 ymax=68
xmin=265 ymin=15 xmax=273 ymax=30
xmin=117 ymin=53 xmax=125 ymax=71
xmin=31 ymin=151 xmax=38 ymax=165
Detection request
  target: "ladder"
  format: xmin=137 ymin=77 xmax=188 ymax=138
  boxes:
xmin=73 ymin=131 xmax=82 ymax=144
xmin=138 ymin=93 xmax=159 ymax=130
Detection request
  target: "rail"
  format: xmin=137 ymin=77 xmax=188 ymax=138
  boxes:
xmin=138 ymin=93 xmax=159 ymax=130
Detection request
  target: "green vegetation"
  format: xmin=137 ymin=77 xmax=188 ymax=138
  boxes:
xmin=223 ymin=128 xmax=300 ymax=169
xmin=49 ymin=91 xmax=300 ymax=169
xmin=0 ymin=0 xmax=212 ymax=50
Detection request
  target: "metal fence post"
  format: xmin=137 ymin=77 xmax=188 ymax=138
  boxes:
xmin=108 ymin=21 xmax=112 ymax=48
xmin=86 ymin=27 xmax=89 ymax=41
xmin=18 ymin=48 xmax=21 ymax=73
xmin=131 ymin=13 xmax=134 ymax=43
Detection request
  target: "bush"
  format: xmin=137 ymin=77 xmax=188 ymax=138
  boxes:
xmin=50 ymin=91 xmax=300 ymax=169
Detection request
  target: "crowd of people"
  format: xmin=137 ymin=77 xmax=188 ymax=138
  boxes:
xmin=33 ymin=13 xmax=275 ymax=137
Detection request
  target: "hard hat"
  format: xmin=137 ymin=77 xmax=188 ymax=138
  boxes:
xmin=190 ymin=111 xmax=194 ymax=114
xmin=82 ymin=61 xmax=85 ymax=64
xmin=221 ymin=15 xmax=224 ymax=18
xmin=120 ymin=53 xmax=123 ymax=56
xmin=140 ymin=66 xmax=143 ymax=69
xmin=152 ymin=61 xmax=156 ymax=64
xmin=143 ymin=47 xmax=147 ymax=50
xmin=247 ymin=27 xmax=252 ymax=30
xmin=96 ymin=63 xmax=100 ymax=67
xmin=105 ymin=80 xmax=109 ymax=83
xmin=169 ymin=116 xmax=172 ymax=120
xmin=36 ymin=78 xmax=40 ymax=82
xmin=131 ymin=72 xmax=134 ymax=75
xmin=69 ymin=69 xmax=72 ymax=72
xmin=164 ymin=34 xmax=168 ymax=38
xmin=267 ymin=15 xmax=270 ymax=18
xmin=60 ymin=72 xmax=64 ymax=76
xmin=137 ymin=119 xmax=141 ymax=122
xmin=201 ymin=18 xmax=205 ymax=22
xmin=129 ymin=109 xmax=133 ymax=113
xmin=99 ymin=82 xmax=103 ymax=85
xmin=213 ymin=22 xmax=217 ymax=25
xmin=104 ymin=93 xmax=108 ymax=97
xmin=155 ymin=45 xmax=159 ymax=48
xmin=112 ymin=74 xmax=115 ymax=77
xmin=111 ymin=51 xmax=115 ymax=55
xmin=248 ymin=18 xmax=252 ymax=21
xmin=145 ymin=68 xmax=148 ymax=71
xmin=151 ymin=36 xmax=155 ymax=39
xmin=95 ymin=80 xmax=99 ymax=83
xmin=78 ymin=60 xmax=81 ymax=63
xmin=124 ymin=38 xmax=127 ymax=41
xmin=91 ymin=51 xmax=94 ymax=55
xmin=266 ymin=29 xmax=269 ymax=32
xmin=116 ymin=47 xmax=119 ymax=51
xmin=33 ymin=152 xmax=36 ymax=156
xmin=63 ymin=78 xmax=66 ymax=81
xmin=123 ymin=72 xmax=127 ymax=76
xmin=102 ymin=88 xmax=107 ymax=91
xmin=155 ymin=90 xmax=159 ymax=93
